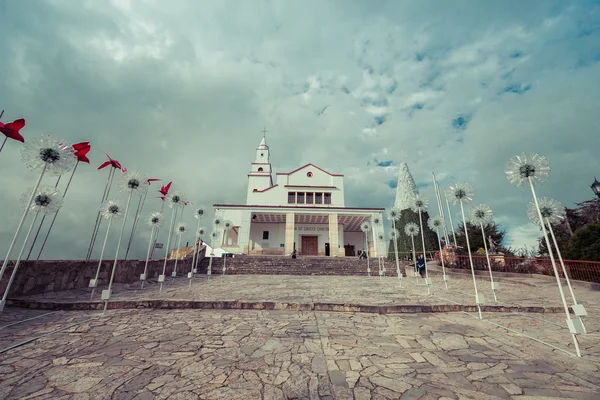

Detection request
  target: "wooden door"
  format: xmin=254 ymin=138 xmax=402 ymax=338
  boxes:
xmin=302 ymin=236 xmax=318 ymax=256
xmin=344 ymin=245 xmax=355 ymax=257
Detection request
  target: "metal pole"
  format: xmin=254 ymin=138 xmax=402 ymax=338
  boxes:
xmin=432 ymin=173 xmax=450 ymax=245
xmin=0 ymin=165 xmax=47 ymax=284
xmin=90 ymin=218 xmax=112 ymax=300
xmin=436 ymin=229 xmax=448 ymax=290
xmin=460 ymin=201 xmax=483 ymax=319
xmin=124 ymin=190 xmax=148 ymax=260
xmin=547 ymin=219 xmax=587 ymax=333
xmin=391 ymin=219 xmax=402 ymax=287
xmin=189 ymin=219 xmax=201 ymax=286
xmin=36 ymin=162 xmax=80 ymax=260
xmin=0 ymin=212 xmax=39 ymax=312
xmin=418 ymin=209 xmax=431 ymax=295
xmin=529 ymin=178 xmax=581 ymax=356
xmin=410 ymin=235 xmax=417 ymax=284
xmin=27 ymin=168 xmax=69 ymax=260
xmin=364 ymin=231 xmax=370 ymax=276
xmin=171 ymin=234 xmax=182 ymax=280
xmin=480 ymin=222 xmax=498 ymax=303
xmin=445 ymin=197 xmax=458 ymax=247
xmin=159 ymin=207 xmax=177 ymax=293
xmin=149 ymin=200 xmax=166 ymax=260
xmin=140 ymin=226 xmax=156 ymax=289
xmin=86 ymin=168 xmax=115 ymax=260
xmin=102 ymin=190 xmax=134 ymax=314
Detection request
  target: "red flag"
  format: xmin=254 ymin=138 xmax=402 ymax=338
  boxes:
xmin=0 ymin=118 xmax=25 ymax=143
xmin=72 ymin=142 xmax=91 ymax=163
xmin=98 ymin=153 xmax=123 ymax=171
xmin=159 ymin=182 xmax=172 ymax=196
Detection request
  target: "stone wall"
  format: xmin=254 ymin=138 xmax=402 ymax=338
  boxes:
xmin=0 ymin=246 xmax=206 ymax=298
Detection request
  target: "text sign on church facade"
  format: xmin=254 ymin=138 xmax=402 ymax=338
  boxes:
xmin=294 ymin=225 xmax=329 ymax=232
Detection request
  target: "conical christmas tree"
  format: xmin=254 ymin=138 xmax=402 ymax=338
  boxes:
xmin=388 ymin=163 xmax=438 ymax=259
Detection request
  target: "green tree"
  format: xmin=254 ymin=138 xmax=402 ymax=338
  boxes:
xmin=388 ymin=209 xmax=438 ymax=259
xmin=454 ymin=221 xmax=506 ymax=254
xmin=565 ymin=222 xmax=600 ymax=262
xmin=537 ymin=199 xmax=599 ymax=257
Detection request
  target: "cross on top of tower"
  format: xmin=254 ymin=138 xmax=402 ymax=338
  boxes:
xmin=262 ymin=127 xmax=268 ymax=137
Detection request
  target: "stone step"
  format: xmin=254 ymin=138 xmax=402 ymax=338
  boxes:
xmin=197 ymin=255 xmax=404 ymax=276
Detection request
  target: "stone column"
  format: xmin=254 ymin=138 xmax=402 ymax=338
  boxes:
xmin=328 ymin=213 xmax=339 ymax=257
xmin=237 ymin=210 xmax=252 ymax=254
xmin=284 ymin=212 xmax=295 ymax=255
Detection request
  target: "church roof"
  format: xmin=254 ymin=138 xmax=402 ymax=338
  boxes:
xmin=276 ymin=163 xmax=343 ymax=177
xmin=257 ymin=136 xmax=268 ymax=150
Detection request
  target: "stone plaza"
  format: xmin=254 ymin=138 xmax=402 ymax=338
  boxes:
xmin=1 ymin=271 xmax=599 ymax=399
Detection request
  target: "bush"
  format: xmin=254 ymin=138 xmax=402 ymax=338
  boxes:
xmin=566 ymin=222 xmax=600 ymax=262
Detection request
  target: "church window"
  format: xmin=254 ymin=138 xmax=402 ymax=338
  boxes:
xmin=307 ymin=171 xmax=313 ymax=177
xmin=324 ymin=193 xmax=332 ymax=204
xmin=297 ymin=192 xmax=305 ymax=204
xmin=315 ymin=193 xmax=322 ymax=204
xmin=260 ymin=153 xmax=264 ymax=157
xmin=306 ymin=193 xmax=313 ymax=204
xmin=262 ymin=231 xmax=269 ymax=240
xmin=288 ymin=192 xmax=296 ymax=204
xmin=258 ymin=167 xmax=264 ymax=172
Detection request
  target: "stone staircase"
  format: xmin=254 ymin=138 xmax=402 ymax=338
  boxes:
xmin=197 ymin=255 xmax=401 ymax=276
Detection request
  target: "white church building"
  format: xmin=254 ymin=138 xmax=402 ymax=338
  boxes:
xmin=212 ymin=135 xmax=386 ymax=257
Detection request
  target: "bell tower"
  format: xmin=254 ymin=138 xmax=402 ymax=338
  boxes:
xmin=247 ymin=128 xmax=274 ymax=202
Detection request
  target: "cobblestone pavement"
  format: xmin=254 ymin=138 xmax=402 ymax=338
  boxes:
xmin=0 ymin=307 xmax=599 ymax=400
xmin=14 ymin=272 xmax=600 ymax=313
xmin=3 ymin=273 xmax=600 ymax=399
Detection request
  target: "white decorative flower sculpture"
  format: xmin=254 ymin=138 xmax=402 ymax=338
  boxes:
xmin=101 ymin=200 xmax=125 ymax=220
xmin=210 ymin=231 xmax=219 ymax=240
xmin=387 ymin=207 xmax=401 ymax=220
xmin=377 ymin=233 xmax=385 ymax=242
xmin=469 ymin=204 xmax=494 ymax=227
xmin=404 ymin=222 xmax=419 ymax=237
xmin=505 ymin=153 xmax=551 ymax=188
xmin=527 ymin=197 xmax=565 ymax=226
xmin=21 ymin=186 xmax=64 ymax=215
xmin=427 ymin=216 xmax=445 ymax=232
xmin=371 ymin=215 xmax=382 ymax=226
xmin=147 ymin=212 xmax=164 ymax=227
xmin=213 ymin=217 xmax=223 ymax=229
xmin=410 ymin=195 xmax=429 ymax=213
xmin=175 ymin=222 xmax=187 ymax=236
xmin=167 ymin=191 xmax=186 ymax=208
xmin=194 ymin=206 xmax=207 ymax=219
xmin=21 ymin=134 xmax=75 ymax=175
xmin=445 ymin=183 xmax=475 ymax=205
xmin=198 ymin=227 xmax=206 ymax=237
xmin=360 ymin=221 xmax=372 ymax=232
xmin=223 ymin=220 xmax=234 ymax=231
xmin=389 ymin=229 xmax=400 ymax=239
xmin=120 ymin=170 xmax=148 ymax=196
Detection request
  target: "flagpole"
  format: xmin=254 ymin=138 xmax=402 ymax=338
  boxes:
xmin=0 ymin=110 xmax=6 ymax=154
xmin=86 ymin=167 xmax=115 ymax=260
xmin=35 ymin=162 xmax=80 ymax=260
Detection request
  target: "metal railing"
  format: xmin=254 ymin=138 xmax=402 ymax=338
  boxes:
xmin=444 ymin=254 xmax=600 ymax=284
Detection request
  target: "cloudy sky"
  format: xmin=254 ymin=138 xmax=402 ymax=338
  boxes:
xmin=1 ymin=0 xmax=599 ymax=260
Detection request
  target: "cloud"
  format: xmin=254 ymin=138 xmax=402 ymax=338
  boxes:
xmin=1 ymin=0 xmax=599 ymax=260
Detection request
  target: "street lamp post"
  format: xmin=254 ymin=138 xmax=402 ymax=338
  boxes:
xmin=591 ymin=177 xmax=600 ymax=198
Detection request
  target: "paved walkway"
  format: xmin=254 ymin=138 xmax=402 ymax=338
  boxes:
xmin=12 ymin=272 xmax=600 ymax=311
xmin=1 ymin=273 xmax=600 ymax=399
xmin=0 ymin=307 xmax=599 ymax=399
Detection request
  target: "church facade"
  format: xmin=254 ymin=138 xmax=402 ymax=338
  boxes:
xmin=213 ymin=136 xmax=385 ymax=257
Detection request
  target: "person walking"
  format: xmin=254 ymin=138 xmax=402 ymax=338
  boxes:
xmin=416 ymin=254 xmax=426 ymax=279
